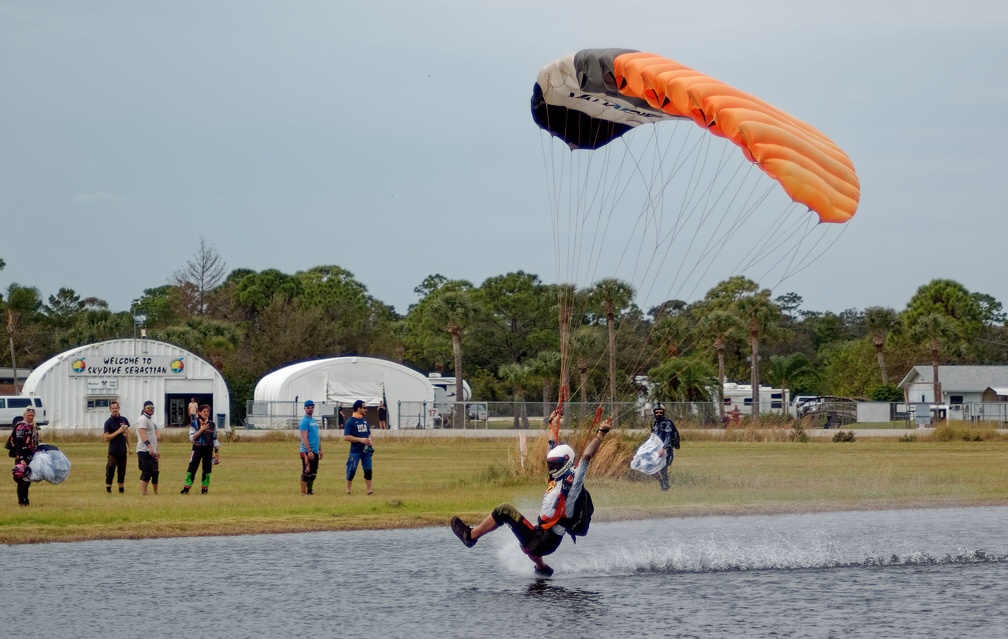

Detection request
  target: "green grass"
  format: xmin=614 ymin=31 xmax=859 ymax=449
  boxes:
xmin=3 ymin=431 xmax=1007 ymax=544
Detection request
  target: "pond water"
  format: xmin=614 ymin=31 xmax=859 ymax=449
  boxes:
xmin=3 ymin=506 xmax=1006 ymax=638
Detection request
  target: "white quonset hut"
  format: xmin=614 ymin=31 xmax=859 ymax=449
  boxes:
xmin=22 ymin=338 xmax=230 ymax=431
xmin=251 ymin=356 xmax=436 ymax=429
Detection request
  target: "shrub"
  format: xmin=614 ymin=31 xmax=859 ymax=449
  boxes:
xmin=790 ymin=423 xmax=809 ymax=443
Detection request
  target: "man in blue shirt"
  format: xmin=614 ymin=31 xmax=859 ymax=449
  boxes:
xmin=299 ymin=400 xmax=321 ymax=495
xmin=343 ymin=400 xmax=373 ymax=495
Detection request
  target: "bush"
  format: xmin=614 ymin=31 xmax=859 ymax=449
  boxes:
xmin=868 ymin=384 xmax=904 ymax=402
xmin=832 ymin=430 xmax=856 ymax=443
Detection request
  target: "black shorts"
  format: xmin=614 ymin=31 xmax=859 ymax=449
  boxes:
xmin=138 ymin=451 xmax=159 ymax=480
xmin=301 ymin=452 xmax=319 ymax=478
xmin=491 ymin=503 xmax=563 ymax=557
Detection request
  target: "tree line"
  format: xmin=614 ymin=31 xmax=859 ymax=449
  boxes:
xmin=2 ymin=241 xmax=1006 ymax=425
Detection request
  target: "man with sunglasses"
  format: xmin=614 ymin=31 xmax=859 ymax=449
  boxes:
xmin=299 ymin=400 xmax=322 ymax=495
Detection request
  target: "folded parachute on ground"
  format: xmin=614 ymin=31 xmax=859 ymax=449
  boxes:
xmin=29 ymin=444 xmax=72 ymax=484
xmin=531 ymin=49 xmax=860 ymax=224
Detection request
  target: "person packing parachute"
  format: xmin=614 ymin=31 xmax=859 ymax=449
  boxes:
xmin=450 ymin=409 xmax=610 ymax=577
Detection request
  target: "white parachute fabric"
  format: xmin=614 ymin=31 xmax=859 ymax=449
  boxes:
xmin=28 ymin=444 xmax=72 ymax=484
xmin=630 ymin=433 xmax=666 ymax=475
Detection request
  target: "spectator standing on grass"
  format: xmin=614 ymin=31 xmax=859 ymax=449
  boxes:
xmin=103 ymin=401 xmax=132 ymax=493
xmin=343 ymin=400 xmax=373 ymax=495
xmin=136 ymin=401 xmax=160 ymax=496
xmin=180 ymin=404 xmax=220 ymax=494
xmin=299 ymin=400 xmax=321 ymax=495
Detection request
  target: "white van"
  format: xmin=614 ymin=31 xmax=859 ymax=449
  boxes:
xmin=0 ymin=396 xmax=48 ymax=426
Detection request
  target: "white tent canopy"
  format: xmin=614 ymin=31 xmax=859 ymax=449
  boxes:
xmin=253 ymin=356 xmax=435 ymax=428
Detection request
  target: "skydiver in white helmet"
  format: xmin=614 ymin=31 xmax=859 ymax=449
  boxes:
xmin=451 ymin=410 xmax=611 ymax=576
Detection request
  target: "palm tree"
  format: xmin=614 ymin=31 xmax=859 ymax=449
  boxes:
xmin=652 ymin=314 xmax=691 ymax=358
xmin=552 ymin=283 xmax=578 ymax=409
xmin=699 ymin=309 xmax=740 ymax=420
xmin=592 ymin=278 xmax=636 ymax=422
xmin=4 ymin=283 xmax=42 ymax=394
xmin=908 ymin=313 xmax=963 ymax=412
xmin=649 ymin=355 xmax=718 ymax=420
xmin=499 ymin=362 xmax=532 ymax=429
xmin=764 ymin=353 xmax=817 ymax=401
xmin=528 ymin=350 xmax=561 ymax=420
xmin=571 ymin=326 xmax=602 ymax=407
xmin=865 ymin=306 xmax=899 ymax=384
xmin=431 ymin=290 xmax=476 ymax=429
xmin=155 ymin=317 xmax=243 ymax=369
xmin=735 ymin=292 xmax=779 ymax=424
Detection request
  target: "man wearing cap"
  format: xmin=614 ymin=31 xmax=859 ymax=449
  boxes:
xmin=299 ymin=400 xmax=321 ymax=495
xmin=342 ymin=400 xmax=373 ymax=495
xmin=136 ymin=401 xmax=160 ymax=496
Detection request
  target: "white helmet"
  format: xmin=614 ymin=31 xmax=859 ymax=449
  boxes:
xmin=546 ymin=444 xmax=576 ymax=480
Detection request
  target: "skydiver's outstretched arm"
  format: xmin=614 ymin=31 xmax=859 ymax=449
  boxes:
xmin=581 ymin=419 xmax=611 ymax=462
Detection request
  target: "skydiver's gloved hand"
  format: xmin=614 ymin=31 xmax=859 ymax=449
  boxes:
xmin=598 ymin=418 xmax=612 ymax=435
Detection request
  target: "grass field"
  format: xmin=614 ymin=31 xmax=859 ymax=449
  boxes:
xmin=3 ymin=427 xmax=1007 ymax=545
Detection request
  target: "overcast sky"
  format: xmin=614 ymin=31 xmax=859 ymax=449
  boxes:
xmin=2 ymin=1 xmax=1006 ymax=317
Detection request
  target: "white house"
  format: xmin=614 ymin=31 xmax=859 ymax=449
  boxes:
xmin=898 ymin=365 xmax=1008 ymax=422
xmin=250 ymin=356 xmax=436 ymax=429
xmin=22 ymin=338 xmax=231 ymax=430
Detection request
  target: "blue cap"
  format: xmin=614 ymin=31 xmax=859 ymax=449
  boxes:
xmin=304 ymin=400 xmax=315 ymax=407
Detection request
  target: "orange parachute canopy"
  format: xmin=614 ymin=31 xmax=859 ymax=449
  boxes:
xmin=531 ymin=49 xmax=859 ymax=223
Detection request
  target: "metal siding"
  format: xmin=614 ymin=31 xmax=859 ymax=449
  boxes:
xmin=23 ymin=339 xmax=229 ymax=431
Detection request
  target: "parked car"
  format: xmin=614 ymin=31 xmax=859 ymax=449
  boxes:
xmin=0 ymin=396 xmax=48 ymax=426
xmin=467 ymin=404 xmax=488 ymax=420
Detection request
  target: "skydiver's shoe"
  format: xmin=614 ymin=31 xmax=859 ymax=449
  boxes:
xmin=200 ymin=487 xmax=208 ymax=494
xmin=451 ymin=517 xmax=476 ymax=548
xmin=534 ymin=564 xmax=554 ymax=577
xmin=180 ymin=486 xmax=190 ymax=494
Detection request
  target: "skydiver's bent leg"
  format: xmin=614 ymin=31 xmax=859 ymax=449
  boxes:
xmin=491 ymin=503 xmax=563 ymax=558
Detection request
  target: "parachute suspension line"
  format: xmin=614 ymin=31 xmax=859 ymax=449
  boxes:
xmin=614 ymin=151 xmax=777 ymax=399
xmin=550 ymin=385 xmax=569 ymax=444
xmin=772 ymin=220 xmax=851 ymax=283
xmin=656 ymin=135 xmax=752 ymax=304
xmin=607 ymin=132 xmax=750 ymax=383
xmin=733 ymin=203 xmax=814 ymax=280
xmin=576 ymin=404 xmax=605 ymax=461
